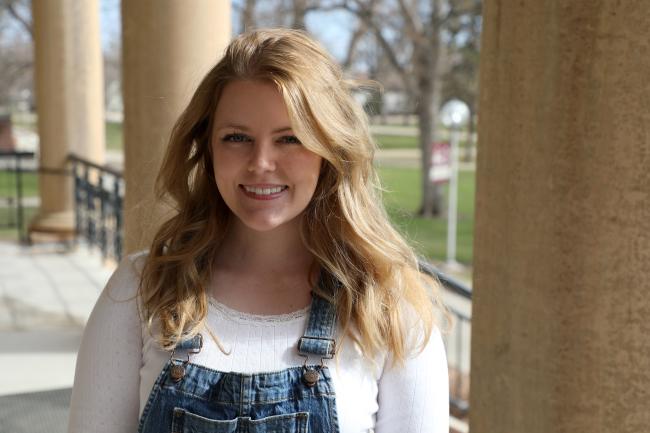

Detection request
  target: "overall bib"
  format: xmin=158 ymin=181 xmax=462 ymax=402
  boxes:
xmin=137 ymin=287 xmax=340 ymax=433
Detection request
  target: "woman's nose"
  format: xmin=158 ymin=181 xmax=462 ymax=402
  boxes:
xmin=247 ymin=140 xmax=276 ymax=172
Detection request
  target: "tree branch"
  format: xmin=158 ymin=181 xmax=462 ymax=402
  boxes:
xmin=342 ymin=19 xmax=368 ymax=70
xmin=396 ymin=0 xmax=422 ymax=42
xmin=5 ymin=1 xmax=33 ymax=39
xmin=348 ymin=1 xmax=410 ymax=82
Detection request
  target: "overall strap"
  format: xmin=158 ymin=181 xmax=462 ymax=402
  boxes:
xmin=297 ymin=271 xmax=339 ymax=359
xmin=174 ymin=334 xmax=203 ymax=352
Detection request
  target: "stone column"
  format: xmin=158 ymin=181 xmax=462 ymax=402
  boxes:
xmin=122 ymin=1 xmax=231 ymax=253
xmin=470 ymin=2 xmax=650 ymax=432
xmin=31 ymin=0 xmax=105 ymax=236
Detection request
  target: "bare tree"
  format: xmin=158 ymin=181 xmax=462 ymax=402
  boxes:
xmin=0 ymin=0 xmax=33 ymax=109
xmin=1 ymin=0 xmax=32 ymax=39
xmin=241 ymin=0 xmax=257 ymax=32
xmin=328 ymin=0 xmax=437 ymax=216
xmin=341 ymin=18 xmax=369 ymax=69
xmin=442 ymin=0 xmax=481 ymax=161
xmin=291 ymin=0 xmax=309 ymax=29
xmin=234 ymin=0 xmax=334 ymax=32
xmin=321 ymin=0 xmax=480 ymax=217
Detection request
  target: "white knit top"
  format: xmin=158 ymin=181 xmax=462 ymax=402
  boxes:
xmin=67 ymin=252 xmax=449 ymax=433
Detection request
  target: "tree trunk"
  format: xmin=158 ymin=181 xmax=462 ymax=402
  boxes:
xmin=241 ymin=0 xmax=256 ymax=32
xmin=416 ymin=47 xmax=443 ymax=217
xmin=292 ymin=0 xmax=307 ymax=29
xmin=417 ymin=96 xmax=443 ymax=217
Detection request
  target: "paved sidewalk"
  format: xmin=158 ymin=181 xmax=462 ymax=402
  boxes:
xmin=0 ymin=388 xmax=71 ymax=433
xmin=0 ymin=242 xmax=115 ymax=396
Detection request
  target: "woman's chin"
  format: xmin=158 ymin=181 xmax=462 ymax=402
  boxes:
xmin=234 ymin=214 xmax=301 ymax=234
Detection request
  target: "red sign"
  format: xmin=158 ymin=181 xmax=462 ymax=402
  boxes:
xmin=429 ymin=141 xmax=451 ymax=184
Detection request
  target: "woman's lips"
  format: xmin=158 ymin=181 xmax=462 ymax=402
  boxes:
xmin=239 ymin=184 xmax=288 ymax=200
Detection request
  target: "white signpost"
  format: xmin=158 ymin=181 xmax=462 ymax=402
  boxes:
xmin=439 ymin=99 xmax=470 ymax=268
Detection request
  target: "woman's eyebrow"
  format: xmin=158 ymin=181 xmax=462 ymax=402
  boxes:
xmin=216 ymin=123 xmax=249 ymax=131
xmin=272 ymin=127 xmax=294 ymax=133
xmin=215 ymin=124 xmax=293 ymax=133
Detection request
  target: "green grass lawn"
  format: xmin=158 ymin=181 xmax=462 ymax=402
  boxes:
xmin=106 ymin=121 xmax=123 ymax=150
xmin=373 ymin=134 xmax=418 ymax=149
xmin=0 ymin=206 xmax=38 ymax=240
xmin=374 ymin=133 xmax=476 ymax=153
xmin=378 ymin=166 xmax=475 ymax=264
xmin=0 ymin=170 xmax=39 ymax=197
xmin=0 ymin=170 xmax=39 ymax=240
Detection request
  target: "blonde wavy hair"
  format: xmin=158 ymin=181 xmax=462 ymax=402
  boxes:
xmin=139 ymin=28 xmax=446 ymax=367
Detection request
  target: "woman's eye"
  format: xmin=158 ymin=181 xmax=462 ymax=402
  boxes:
xmin=278 ymin=135 xmax=302 ymax=145
xmin=222 ymin=133 xmax=251 ymax=143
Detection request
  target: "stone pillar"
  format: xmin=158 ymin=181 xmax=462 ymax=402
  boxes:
xmin=122 ymin=1 xmax=231 ymax=253
xmin=31 ymin=0 xmax=105 ymax=236
xmin=471 ymin=2 xmax=650 ymax=433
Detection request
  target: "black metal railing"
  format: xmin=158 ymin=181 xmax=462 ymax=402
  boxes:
xmin=0 ymin=150 xmax=36 ymax=241
xmin=69 ymin=154 xmax=124 ymax=261
xmin=419 ymin=260 xmax=472 ymax=420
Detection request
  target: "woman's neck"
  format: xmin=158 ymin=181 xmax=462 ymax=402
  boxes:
xmin=214 ymin=215 xmax=314 ymax=275
xmin=209 ymin=215 xmax=318 ymax=314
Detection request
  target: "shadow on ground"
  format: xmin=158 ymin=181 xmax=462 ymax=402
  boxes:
xmin=0 ymin=388 xmax=71 ymax=433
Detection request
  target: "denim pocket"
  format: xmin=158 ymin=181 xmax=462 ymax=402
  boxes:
xmin=248 ymin=412 xmax=310 ymax=432
xmin=171 ymin=408 xmax=237 ymax=433
xmin=172 ymin=408 xmax=310 ymax=433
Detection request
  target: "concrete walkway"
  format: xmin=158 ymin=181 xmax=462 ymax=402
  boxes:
xmin=0 ymin=242 xmax=115 ymax=396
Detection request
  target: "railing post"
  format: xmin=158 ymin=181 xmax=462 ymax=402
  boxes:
xmin=73 ymin=160 xmax=81 ymax=246
xmin=114 ymin=178 xmax=122 ymax=261
xmin=83 ymin=164 xmax=94 ymax=246
xmin=15 ymin=153 xmax=25 ymax=242
xmin=98 ymin=172 xmax=107 ymax=260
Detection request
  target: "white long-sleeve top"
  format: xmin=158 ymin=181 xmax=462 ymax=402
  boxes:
xmin=68 ymin=252 xmax=449 ymax=433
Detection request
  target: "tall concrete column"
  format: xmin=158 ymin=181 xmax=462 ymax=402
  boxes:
xmin=31 ymin=0 xmax=105 ymax=235
xmin=122 ymin=1 xmax=231 ymax=253
xmin=471 ymin=2 xmax=650 ymax=432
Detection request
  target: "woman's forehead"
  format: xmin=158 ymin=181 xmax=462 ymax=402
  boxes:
xmin=213 ymin=80 xmax=293 ymax=130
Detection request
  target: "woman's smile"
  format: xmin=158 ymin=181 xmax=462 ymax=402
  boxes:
xmin=240 ymin=184 xmax=289 ymax=200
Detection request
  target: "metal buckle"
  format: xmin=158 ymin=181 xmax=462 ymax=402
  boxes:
xmin=168 ymin=334 xmax=203 ymax=383
xmin=298 ymin=336 xmax=336 ymax=359
xmin=300 ymin=353 xmax=326 ymax=388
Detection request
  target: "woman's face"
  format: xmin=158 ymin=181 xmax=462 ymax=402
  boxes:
xmin=211 ymin=79 xmax=322 ymax=233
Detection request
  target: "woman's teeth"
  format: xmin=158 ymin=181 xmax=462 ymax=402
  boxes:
xmin=243 ymin=185 xmax=286 ymax=195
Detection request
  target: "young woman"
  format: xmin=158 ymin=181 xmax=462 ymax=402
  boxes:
xmin=68 ymin=28 xmax=449 ymax=433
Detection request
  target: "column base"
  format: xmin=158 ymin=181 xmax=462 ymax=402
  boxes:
xmin=28 ymin=210 xmax=76 ymax=242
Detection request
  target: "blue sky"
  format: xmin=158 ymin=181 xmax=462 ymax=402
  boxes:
xmin=99 ymin=0 xmax=355 ymax=62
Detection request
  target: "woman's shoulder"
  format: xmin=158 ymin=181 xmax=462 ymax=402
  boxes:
xmin=101 ymin=249 xmax=149 ymax=305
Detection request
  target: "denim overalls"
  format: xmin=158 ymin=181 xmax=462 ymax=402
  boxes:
xmin=137 ymin=280 xmax=340 ymax=433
